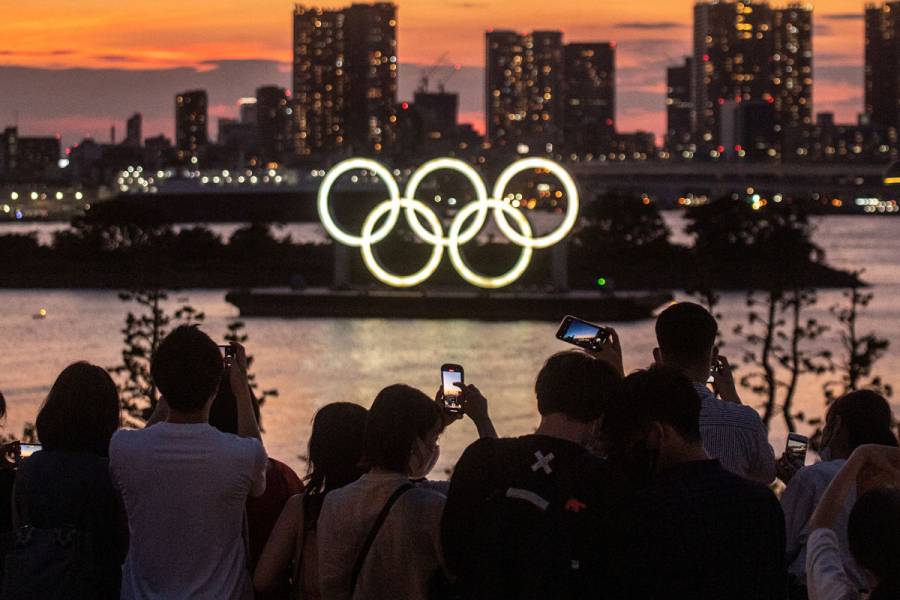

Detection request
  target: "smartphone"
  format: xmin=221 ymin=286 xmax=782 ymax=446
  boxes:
xmin=707 ymin=356 xmax=724 ymax=384
xmin=441 ymin=364 xmax=464 ymax=414
xmin=555 ymin=315 xmax=611 ymax=351
xmin=218 ymin=344 xmax=235 ymax=365
xmin=17 ymin=443 xmax=42 ymax=463
xmin=786 ymin=433 xmax=809 ymax=466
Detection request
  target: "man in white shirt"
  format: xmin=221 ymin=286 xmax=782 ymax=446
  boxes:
xmin=654 ymin=302 xmax=776 ymax=484
xmin=110 ymin=325 xmax=267 ymax=600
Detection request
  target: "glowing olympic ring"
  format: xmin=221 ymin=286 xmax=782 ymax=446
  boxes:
xmin=317 ymin=157 xmax=580 ymax=289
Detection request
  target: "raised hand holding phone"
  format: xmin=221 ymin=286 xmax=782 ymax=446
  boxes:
xmin=555 ymin=316 xmax=623 ymax=375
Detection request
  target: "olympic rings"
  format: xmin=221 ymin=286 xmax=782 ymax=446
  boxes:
xmin=317 ymin=157 xmax=580 ymax=289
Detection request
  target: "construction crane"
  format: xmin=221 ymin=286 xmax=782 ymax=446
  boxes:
xmin=419 ymin=52 xmax=453 ymax=93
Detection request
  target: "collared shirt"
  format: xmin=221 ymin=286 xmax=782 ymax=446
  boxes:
xmin=694 ymin=383 xmax=777 ymax=483
xmin=782 ymin=460 xmax=866 ymax=591
xmin=610 ymin=459 xmax=787 ymax=600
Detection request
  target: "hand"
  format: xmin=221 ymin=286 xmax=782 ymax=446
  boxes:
xmin=711 ymin=355 xmax=741 ymax=404
xmin=434 ymin=387 xmax=464 ymax=428
xmin=776 ymin=453 xmax=802 ymax=484
xmin=586 ymin=328 xmax=624 ymax=376
xmin=457 ymin=383 xmax=490 ymax=426
xmin=229 ymin=342 xmax=251 ymax=397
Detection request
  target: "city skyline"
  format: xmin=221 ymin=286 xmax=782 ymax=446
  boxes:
xmin=0 ymin=1 xmax=868 ymax=148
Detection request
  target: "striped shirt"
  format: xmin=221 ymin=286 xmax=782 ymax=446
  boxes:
xmin=694 ymin=383 xmax=777 ymax=484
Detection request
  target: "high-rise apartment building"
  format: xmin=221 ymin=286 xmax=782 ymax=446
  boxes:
xmin=865 ymin=2 xmax=900 ymax=133
xmin=773 ymin=4 xmax=813 ymax=158
xmin=693 ymin=1 xmax=774 ymax=152
xmin=292 ymin=3 xmax=397 ymax=157
xmin=486 ymin=30 xmax=563 ymax=150
xmin=667 ymin=57 xmax=694 ymax=155
xmin=124 ymin=113 xmax=142 ymax=147
xmin=562 ymin=42 xmax=615 ymax=155
xmin=175 ymin=89 xmax=208 ymax=163
xmin=256 ymin=85 xmax=293 ymax=162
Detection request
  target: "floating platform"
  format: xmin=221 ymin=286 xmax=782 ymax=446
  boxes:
xmin=225 ymin=287 xmax=672 ymax=322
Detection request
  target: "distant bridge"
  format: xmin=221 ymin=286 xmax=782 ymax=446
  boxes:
xmin=568 ymin=161 xmax=894 ymax=203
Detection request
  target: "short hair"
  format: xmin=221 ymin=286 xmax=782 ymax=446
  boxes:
xmin=151 ymin=325 xmax=223 ymax=413
xmin=601 ymin=365 xmax=702 ymax=451
xmin=828 ymin=390 xmax=898 ymax=451
xmin=848 ymin=487 xmax=900 ymax=584
xmin=306 ymin=402 xmax=368 ymax=494
xmin=655 ymin=302 xmax=718 ymax=366
xmin=535 ymin=351 xmax=622 ymax=423
xmin=36 ymin=362 xmax=120 ymax=456
xmin=362 ymin=384 xmax=442 ymax=473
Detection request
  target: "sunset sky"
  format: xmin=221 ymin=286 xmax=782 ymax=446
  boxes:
xmin=0 ymin=0 xmax=869 ymax=149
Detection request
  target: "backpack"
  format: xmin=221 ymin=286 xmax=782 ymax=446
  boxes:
xmin=461 ymin=441 xmax=607 ymax=600
xmin=0 ymin=469 xmax=104 ymax=600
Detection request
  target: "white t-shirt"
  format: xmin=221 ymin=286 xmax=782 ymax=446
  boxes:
xmin=109 ymin=422 xmax=267 ymax=600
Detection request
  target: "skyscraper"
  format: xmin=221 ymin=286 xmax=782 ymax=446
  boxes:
xmin=175 ymin=89 xmax=208 ymax=163
xmin=256 ymin=85 xmax=292 ymax=163
xmin=773 ymin=5 xmax=813 ymax=158
xmin=563 ymin=42 xmax=615 ymax=155
xmin=666 ymin=57 xmax=693 ymax=155
xmin=124 ymin=113 xmax=142 ymax=147
xmin=486 ymin=30 xmax=563 ymax=150
xmin=292 ymin=2 xmax=397 ymax=157
xmin=865 ymin=2 xmax=900 ymax=133
xmin=693 ymin=1 xmax=774 ymax=154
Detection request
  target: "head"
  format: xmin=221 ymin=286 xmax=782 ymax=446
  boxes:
xmin=535 ymin=350 xmax=622 ymax=443
xmin=654 ymin=302 xmax=718 ymax=381
xmin=600 ymin=365 xmax=705 ymax=487
xmin=306 ymin=402 xmax=368 ymax=494
xmin=151 ymin=325 xmax=223 ymax=414
xmin=362 ymin=384 xmax=443 ymax=478
xmin=821 ymin=390 xmax=897 ymax=459
xmin=36 ymin=362 xmax=120 ymax=457
xmin=848 ymin=487 xmax=900 ymax=592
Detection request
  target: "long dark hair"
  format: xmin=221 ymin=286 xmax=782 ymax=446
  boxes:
xmin=362 ymin=384 xmax=442 ymax=473
xmin=35 ymin=362 xmax=120 ymax=457
xmin=305 ymin=402 xmax=368 ymax=495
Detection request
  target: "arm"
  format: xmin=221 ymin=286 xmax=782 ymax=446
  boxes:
xmin=747 ymin=410 xmax=777 ymax=485
xmin=255 ymin=494 xmax=303 ymax=593
xmin=809 ymin=445 xmax=900 ymax=531
xmin=587 ymin=327 xmax=624 ymax=377
xmin=230 ymin=342 xmax=262 ymax=442
xmin=711 ymin=354 xmax=742 ymax=404
xmin=459 ymin=384 xmax=498 ymax=439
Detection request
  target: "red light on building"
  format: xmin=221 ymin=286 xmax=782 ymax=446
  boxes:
xmin=717 ymin=145 xmax=725 ymax=153
xmin=401 ymin=102 xmax=409 ymax=110
xmin=735 ymin=145 xmax=743 ymax=152
xmin=717 ymin=98 xmax=725 ymax=105
xmin=703 ymin=54 xmax=710 ymax=62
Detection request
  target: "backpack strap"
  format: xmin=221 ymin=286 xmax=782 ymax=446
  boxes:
xmin=349 ymin=483 xmax=413 ymax=594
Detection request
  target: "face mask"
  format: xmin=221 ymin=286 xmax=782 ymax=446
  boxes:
xmin=409 ymin=438 xmax=440 ymax=479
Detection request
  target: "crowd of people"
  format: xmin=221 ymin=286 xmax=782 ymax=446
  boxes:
xmin=0 ymin=301 xmax=898 ymax=600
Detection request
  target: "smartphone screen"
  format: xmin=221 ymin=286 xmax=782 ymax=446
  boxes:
xmin=786 ymin=434 xmax=809 ymax=465
xmin=18 ymin=444 xmax=42 ymax=460
xmin=556 ymin=316 xmax=609 ymax=350
xmin=441 ymin=364 xmax=464 ymax=413
xmin=218 ymin=345 xmax=235 ymax=364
